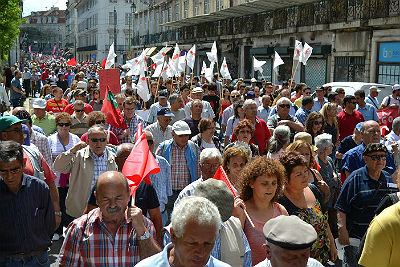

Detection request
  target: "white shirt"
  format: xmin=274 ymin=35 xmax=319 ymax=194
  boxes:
xmin=184 ymin=100 xmax=215 ymax=119
xmin=254 ymin=257 xmax=324 ymax=267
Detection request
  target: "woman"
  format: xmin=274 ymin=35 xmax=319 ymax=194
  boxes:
xmin=237 ymin=156 xmax=288 ymax=265
xmin=267 ymin=125 xmax=290 ymax=159
xmin=80 ymin=111 xmax=119 ymax=146
xmin=321 ymin=102 xmax=339 ymax=160
xmin=222 ymin=145 xmax=250 ymax=191
xmin=278 ymin=151 xmax=337 ymax=264
xmin=219 ymin=88 xmax=231 ymax=120
xmin=40 ymin=84 xmax=52 ymax=99
xmin=191 ymin=118 xmax=221 ymax=152
xmin=224 ymin=100 xmax=245 ymax=147
xmin=225 ymin=119 xmax=260 ymax=157
xmin=305 ymin=111 xmax=324 ymax=142
xmin=89 ymin=88 xmax=103 ymax=111
xmin=48 ymin=112 xmax=81 ymax=241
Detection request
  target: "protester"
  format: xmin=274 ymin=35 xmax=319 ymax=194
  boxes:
xmin=69 ymin=100 xmax=89 ymax=137
xmin=88 ymin=88 xmax=103 ymax=111
xmin=365 ymin=86 xmax=380 ymax=109
xmin=305 ymin=111 xmax=324 ymax=143
xmin=295 ymin=96 xmax=314 ymax=126
xmin=46 ymin=87 xmax=68 ymax=114
xmin=225 ymin=99 xmax=245 ymax=146
xmin=380 ymin=84 xmax=400 ymax=109
xmin=226 ymin=119 xmax=261 ymax=157
xmin=145 ymin=107 xmax=174 ymax=149
xmin=168 ymin=93 xmax=185 ymax=124
xmin=80 ymin=111 xmax=119 ymax=146
xmin=184 ymin=87 xmax=215 ymax=119
xmin=321 ymin=102 xmax=339 ymax=158
xmin=191 ymin=118 xmax=222 ymax=152
xmin=222 ymin=145 xmax=250 ymax=190
xmin=337 ymin=95 xmax=364 ymax=141
xmin=148 ymin=90 xmax=170 ymax=124
xmin=267 ymin=125 xmax=290 ymax=159
xmin=32 ymin=98 xmax=57 ymax=136
xmin=10 ymin=70 xmax=25 ymax=108
xmin=257 ymin=95 xmax=271 ymax=122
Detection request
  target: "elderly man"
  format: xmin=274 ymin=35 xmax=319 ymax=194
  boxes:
xmin=267 ymin=97 xmax=304 ymax=141
xmin=355 ymin=90 xmax=379 ymax=122
xmin=0 ymin=141 xmax=55 ymax=267
xmin=147 ymin=90 xmax=170 ymax=124
xmin=110 ymin=97 xmax=145 ymax=144
xmin=221 ymin=90 xmax=241 ymax=134
xmin=58 ymin=171 xmax=161 ymax=266
xmin=312 ymin=86 xmax=328 ymax=112
xmin=53 ymin=125 xmax=118 ymax=218
xmin=183 ymin=99 xmax=203 ymax=138
xmin=338 ymin=95 xmax=365 ymax=141
xmin=32 ymin=98 xmax=57 ymax=136
xmin=70 ymin=100 xmax=89 ymax=137
xmin=145 ymin=107 xmax=174 ymax=149
xmin=64 ymin=89 xmax=94 ymax=115
xmin=156 ymin=121 xmax=200 ymax=220
xmin=295 ymin=96 xmax=314 ymax=126
xmin=184 ymin=87 xmax=215 ymax=119
xmin=335 ymin=143 xmax=395 ymax=267
xmin=135 ymin=196 xmax=229 ymax=267
xmin=257 ymin=95 xmax=271 ymax=122
xmin=168 ymin=93 xmax=185 ymax=124
xmin=46 ymin=87 xmax=68 ymax=114
xmin=365 ymin=86 xmax=380 ymax=109
xmin=268 ymin=89 xmax=298 ymax=117
xmin=255 ymin=215 xmax=324 ymax=267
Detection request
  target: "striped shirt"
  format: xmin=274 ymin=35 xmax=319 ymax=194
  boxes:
xmin=170 ymin=142 xmax=191 ymax=190
xmin=149 ymin=156 xmax=172 ymax=212
xmin=30 ymin=130 xmax=52 ymax=166
xmin=58 ymin=208 xmax=156 ymax=266
xmin=109 ymin=114 xmax=145 ymax=144
xmin=90 ymin=150 xmax=111 ymax=192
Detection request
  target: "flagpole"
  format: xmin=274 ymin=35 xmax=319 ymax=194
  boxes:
xmin=290 ymin=61 xmax=300 ymax=90
xmin=273 ymin=70 xmax=276 ymax=89
xmin=289 ymin=59 xmax=296 ymax=90
xmin=244 ymin=209 xmax=255 ymax=228
xmin=107 ymin=124 xmax=111 ymax=143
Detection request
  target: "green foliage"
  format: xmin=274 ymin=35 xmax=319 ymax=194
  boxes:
xmin=0 ymin=0 xmax=23 ymax=62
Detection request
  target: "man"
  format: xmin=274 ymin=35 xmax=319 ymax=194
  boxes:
xmin=110 ymin=97 xmax=145 ymax=144
xmin=58 ymin=171 xmax=161 ymax=266
xmin=203 ymin=83 xmax=220 ymax=122
xmin=168 ymin=93 xmax=185 ymax=124
xmin=268 ymin=97 xmax=304 ymax=141
xmin=255 ymin=215 xmax=323 ymax=267
xmin=145 ymin=107 xmax=174 ymax=149
xmin=269 ymin=89 xmax=298 ymax=117
xmin=46 ymin=87 xmax=68 ymax=114
xmin=337 ymin=95 xmax=364 ymax=141
xmin=295 ymin=96 xmax=314 ymax=126
xmin=184 ymin=87 xmax=215 ymax=119
xmin=64 ymin=89 xmax=94 ymax=115
xmin=147 ymin=90 xmax=170 ymax=124
xmin=135 ymin=196 xmax=229 ymax=267
xmin=355 ymin=89 xmax=379 ymax=122
xmin=31 ymin=68 xmax=40 ymax=97
xmin=335 ymin=143 xmax=394 ymax=267
xmin=221 ymin=90 xmax=241 ymax=134
xmin=254 ymin=86 xmax=262 ymax=106
xmin=0 ymin=141 xmax=55 ymax=267
xmin=156 ymin=121 xmax=200 ymax=219
xmin=183 ymin=99 xmax=203 ymax=138
xmin=384 ymin=116 xmax=400 ymax=144
xmin=22 ymin=66 xmax=32 ymax=97
xmin=294 ymin=87 xmax=312 ymax=108
xmin=381 ymin=84 xmax=400 ymax=110
xmin=342 ymin=120 xmax=396 ymax=177
xmin=257 ymin=95 xmax=271 ymax=122
xmin=56 ymin=73 xmax=68 ymax=92
xmin=358 ymin=202 xmax=400 ymax=267
xmin=115 ymin=143 xmax=163 ymax=243
xmin=10 ymin=70 xmax=25 ymax=108
xmin=365 ymin=86 xmax=380 ymax=110
xmin=291 ymin=83 xmax=304 ymax=102
xmin=32 ymin=98 xmax=57 ymax=136
xmin=70 ymin=100 xmax=89 ymax=137
xmin=311 ymin=86 xmax=328 ymax=112
xmin=53 ymin=125 xmax=118 ymax=218
xmin=250 ymin=77 xmax=257 ymax=89
xmin=121 ymin=75 xmax=135 ymax=94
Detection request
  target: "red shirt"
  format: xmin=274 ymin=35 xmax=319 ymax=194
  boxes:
xmin=41 ymin=71 xmax=49 ymax=81
xmin=64 ymin=103 xmax=94 ymax=115
xmin=337 ymin=109 xmax=364 ymax=141
xmin=23 ymin=151 xmax=56 ymax=185
xmin=46 ymin=98 xmax=69 ymax=114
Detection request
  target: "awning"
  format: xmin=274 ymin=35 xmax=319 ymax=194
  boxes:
xmin=146 ymin=47 xmax=157 ymax=56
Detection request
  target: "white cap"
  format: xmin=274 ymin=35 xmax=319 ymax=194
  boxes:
xmin=172 ymin=121 xmax=191 ymax=135
xmin=76 ymin=81 xmax=87 ymax=90
xmin=251 ymin=78 xmax=257 ymax=83
xmin=32 ymin=98 xmax=47 ymax=109
xmin=393 ymin=84 xmax=400 ymax=91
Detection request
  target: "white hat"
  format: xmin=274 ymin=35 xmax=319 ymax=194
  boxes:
xmin=251 ymin=78 xmax=257 ymax=83
xmin=393 ymin=84 xmax=400 ymax=91
xmin=369 ymin=86 xmax=381 ymax=92
xmin=76 ymin=81 xmax=87 ymax=90
xmin=32 ymin=98 xmax=47 ymax=109
xmin=172 ymin=121 xmax=191 ymax=135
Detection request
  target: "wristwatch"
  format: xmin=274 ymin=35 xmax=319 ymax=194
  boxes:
xmin=137 ymin=231 xmax=150 ymax=241
xmin=55 ymin=211 xmax=62 ymax=217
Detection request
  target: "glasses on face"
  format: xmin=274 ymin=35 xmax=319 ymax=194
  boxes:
xmin=75 ymin=109 xmax=84 ymax=113
xmin=314 ymin=121 xmax=324 ymax=125
xmin=90 ymin=138 xmax=106 ymax=143
xmin=279 ymin=104 xmax=291 ymax=109
xmin=231 ymin=95 xmax=240 ymax=99
xmin=94 ymin=92 xmax=100 ymax=95
xmin=366 ymin=154 xmax=386 ymax=161
xmin=0 ymin=167 xmax=22 ymax=176
xmin=147 ymin=139 xmax=154 ymax=146
xmin=304 ymin=92 xmax=311 ymax=95
xmin=57 ymin=123 xmax=71 ymax=127
xmin=95 ymin=120 xmax=106 ymax=124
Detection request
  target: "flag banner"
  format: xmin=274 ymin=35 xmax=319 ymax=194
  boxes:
xmin=220 ymin=57 xmax=232 ymax=80
xmin=253 ymin=56 xmax=266 ymax=73
xmin=98 ymin=69 xmax=121 ymax=99
xmin=53 ymin=45 xmax=57 ymax=54
xmin=273 ymin=51 xmax=284 ymax=74
xmin=170 ymin=43 xmax=180 ymax=72
xmin=67 ymin=58 xmax=77 ymax=66
xmin=101 ymin=86 xmax=127 ymax=129
xmin=177 ymin=55 xmax=187 ymax=73
xmin=205 ymin=62 xmax=214 ymax=83
xmin=151 ymin=47 xmax=167 ymax=65
xmin=378 ymin=106 xmax=399 ymax=136
xmin=300 ymin=42 xmax=313 ymax=65
xmin=137 ymin=75 xmax=151 ymax=102
xmin=207 ymin=41 xmax=218 ymax=64
xmin=105 ymin=42 xmax=117 ymax=69
xmin=201 ymin=61 xmax=207 ymax=75
xmin=187 ymin=45 xmax=196 ymax=70
xmin=293 ymin=40 xmax=303 ymax=61
xmin=213 ymin=166 xmax=237 ymax=198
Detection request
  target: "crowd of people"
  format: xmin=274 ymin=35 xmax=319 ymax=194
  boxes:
xmin=0 ymin=60 xmax=400 ymax=267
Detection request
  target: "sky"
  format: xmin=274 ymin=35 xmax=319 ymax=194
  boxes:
xmin=22 ymin=0 xmax=67 ymax=17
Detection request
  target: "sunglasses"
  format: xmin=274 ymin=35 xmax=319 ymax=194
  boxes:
xmin=57 ymin=123 xmax=71 ymax=127
xmin=147 ymin=139 xmax=154 ymax=145
xmin=279 ymin=104 xmax=291 ymax=108
xmin=75 ymin=109 xmax=84 ymax=113
xmin=314 ymin=121 xmax=324 ymax=125
xmin=90 ymin=138 xmax=106 ymax=143
xmin=95 ymin=120 xmax=106 ymax=124
xmin=366 ymin=155 xmax=386 ymax=161
xmin=231 ymin=95 xmax=241 ymax=98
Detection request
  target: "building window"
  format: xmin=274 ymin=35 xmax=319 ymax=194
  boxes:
xmin=334 ymin=56 xmax=365 ymax=82
xmin=168 ymin=5 xmax=172 ymax=22
xmin=216 ymin=0 xmax=221 ymax=11
xmin=155 ymin=11 xmax=159 ymax=32
xmin=175 ymin=3 xmax=180 ymax=20
xmin=125 ymin=13 xmax=132 ymax=25
xmin=109 ymin=11 xmax=117 ymax=24
xmin=194 ymin=0 xmax=198 ymax=16
xmin=110 ymin=0 xmax=117 ymax=2
xmin=184 ymin=1 xmax=189 ymax=18
xmin=204 ymin=0 xmax=209 ymax=14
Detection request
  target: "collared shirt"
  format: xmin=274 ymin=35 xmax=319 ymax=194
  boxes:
xmin=136 ymin=243 xmax=231 ymax=267
xmin=0 ymin=174 xmax=55 ymax=255
xmin=32 ymin=113 xmax=57 ymax=136
xmin=184 ymin=100 xmax=215 ymax=119
xmin=170 ymin=142 xmax=191 ymax=190
xmin=90 ymin=150 xmax=110 ymax=192
xmin=225 ymin=116 xmax=240 ymax=139
xmin=10 ymin=77 xmax=22 ymax=100
xmin=30 ymin=130 xmax=52 ymax=165
xmin=267 ymin=113 xmax=300 ymax=141
xmin=334 ymin=166 xmax=394 ymax=239
xmin=145 ymin=122 xmax=173 ymax=150
xmin=365 ymin=95 xmax=380 ymax=110
xmin=58 ymin=208 xmax=156 ymax=266
xmin=311 ymin=98 xmax=328 ymax=112
xmin=149 ymin=155 xmax=172 ymax=212
xmin=148 ymin=102 xmax=170 ymax=124
xmin=295 ymin=106 xmax=312 ymax=126
xmin=257 ymin=106 xmax=270 ymax=123
xmin=356 ymin=103 xmax=379 ymax=122
xmin=385 ymin=131 xmax=400 ymax=145
xmin=222 ymin=105 xmax=234 ymax=127
xmin=254 ymin=257 xmax=323 ymax=267
xmin=109 ymin=114 xmax=145 ymax=144
xmin=337 ymin=110 xmax=364 ymax=141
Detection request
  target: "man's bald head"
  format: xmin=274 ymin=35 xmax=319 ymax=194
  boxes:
xmin=95 ymin=171 xmax=129 ymax=193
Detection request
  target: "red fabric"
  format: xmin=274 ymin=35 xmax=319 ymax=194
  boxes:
xmin=23 ymin=151 xmax=56 ymax=185
xmin=64 ymin=103 xmax=94 ymax=115
xmin=377 ymin=106 xmax=399 ymax=136
xmin=41 ymin=71 xmax=49 ymax=81
xmin=337 ymin=110 xmax=364 ymax=141
xmin=213 ymin=166 xmax=238 ymax=198
xmin=122 ymin=124 xmax=160 ymax=195
xmin=101 ymin=87 xmax=127 ymax=129
xmin=101 ymin=59 xmax=106 ymax=69
xmin=67 ymin=58 xmax=77 ymax=66
xmin=81 ymin=130 xmax=119 ymax=146
xmin=46 ymin=98 xmax=68 ymax=114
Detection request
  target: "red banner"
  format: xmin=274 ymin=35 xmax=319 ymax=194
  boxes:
xmin=377 ymin=106 xmax=399 ymax=136
xmin=98 ymin=69 xmax=121 ymax=100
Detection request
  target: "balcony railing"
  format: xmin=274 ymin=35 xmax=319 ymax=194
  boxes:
xmin=76 ymin=45 xmax=97 ymax=52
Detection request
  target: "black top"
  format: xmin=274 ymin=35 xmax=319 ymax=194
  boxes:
xmin=0 ymin=174 xmax=55 ymax=254
xmin=57 ymin=80 xmax=69 ymax=92
xmin=134 ymin=181 xmax=160 ymax=216
xmin=183 ymin=117 xmax=200 ymax=138
xmin=337 ymin=135 xmax=357 ymax=155
xmin=203 ymin=94 xmax=220 ymax=117
xmin=324 ymin=122 xmax=338 ymax=146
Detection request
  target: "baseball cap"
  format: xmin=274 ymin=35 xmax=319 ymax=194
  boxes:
xmin=245 ymin=91 xmax=255 ymax=98
xmin=32 ymin=98 xmax=47 ymax=109
xmin=73 ymin=89 xmax=86 ymax=97
xmin=158 ymin=90 xmax=169 ymax=99
xmin=363 ymin=143 xmax=387 ymax=156
xmin=315 ymin=86 xmax=323 ymax=91
xmin=172 ymin=121 xmax=191 ymax=135
xmin=157 ymin=107 xmax=175 ymax=117
xmin=191 ymin=88 xmax=203 ymax=94
xmin=251 ymin=78 xmax=257 ymax=83
xmin=392 ymin=84 xmax=400 ymax=91
xmin=76 ymin=81 xmax=87 ymax=90
xmin=355 ymin=122 xmax=364 ymax=132
xmin=369 ymin=86 xmax=381 ymax=92
xmin=0 ymin=115 xmax=28 ymax=133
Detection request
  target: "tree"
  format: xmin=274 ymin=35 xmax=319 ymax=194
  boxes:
xmin=0 ymin=0 xmax=23 ymax=63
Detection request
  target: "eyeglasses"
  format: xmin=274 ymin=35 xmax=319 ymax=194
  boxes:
xmin=0 ymin=167 xmax=22 ymax=176
xmin=90 ymin=138 xmax=106 ymax=143
xmin=75 ymin=109 xmax=84 ymax=113
xmin=279 ymin=104 xmax=291 ymax=108
xmin=95 ymin=120 xmax=106 ymax=124
xmin=366 ymin=155 xmax=387 ymax=161
xmin=57 ymin=123 xmax=71 ymax=127
xmin=314 ymin=121 xmax=324 ymax=125
xmin=147 ymin=139 xmax=154 ymax=146
xmin=231 ymin=95 xmax=241 ymax=98
xmin=304 ymin=92 xmax=311 ymax=95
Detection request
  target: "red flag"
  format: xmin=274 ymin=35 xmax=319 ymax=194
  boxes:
xmin=213 ymin=166 xmax=238 ymax=197
xmin=101 ymin=59 xmax=107 ymax=68
xmin=377 ymin=106 xmax=399 ymax=136
xmin=122 ymin=123 xmax=160 ymax=195
xmin=101 ymin=86 xmax=127 ymax=129
xmin=67 ymin=58 xmax=77 ymax=66
xmin=150 ymin=63 xmax=157 ymax=70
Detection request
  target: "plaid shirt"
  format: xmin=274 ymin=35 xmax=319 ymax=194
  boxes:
xmin=58 ymin=208 xmax=156 ymax=266
xmin=30 ymin=130 xmax=52 ymax=166
xmin=109 ymin=114 xmax=145 ymax=144
xmin=170 ymin=142 xmax=191 ymax=190
xmin=90 ymin=150 xmax=111 ymax=192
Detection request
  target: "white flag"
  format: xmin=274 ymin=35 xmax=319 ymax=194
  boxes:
xmin=204 ymin=62 xmax=214 ymax=83
xmin=186 ymin=45 xmax=196 ymax=70
xmin=253 ymin=56 xmax=266 ymax=73
xmin=201 ymin=61 xmax=207 ymax=75
xmin=151 ymin=47 xmax=167 ymax=65
xmin=166 ymin=59 xmax=176 ymax=78
xmin=220 ymin=57 xmax=232 ymax=80
xmin=105 ymin=42 xmax=117 ymax=69
xmin=126 ymin=49 xmax=147 ymax=76
xmin=273 ymin=51 xmax=284 ymax=74
xmin=300 ymin=42 xmax=313 ymax=65
xmin=136 ymin=72 xmax=151 ymax=102
xmin=206 ymin=41 xmax=218 ymax=64
xmin=152 ymin=61 xmax=167 ymax=78
xmin=170 ymin=43 xmax=180 ymax=71
xmin=177 ymin=55 xmax=187 ymax=73
xmin=293 ymin=40 xmax=303 ymax=61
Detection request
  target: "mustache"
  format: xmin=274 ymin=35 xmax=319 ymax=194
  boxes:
xmin=106 ymin=206 xmax=122 ymax=213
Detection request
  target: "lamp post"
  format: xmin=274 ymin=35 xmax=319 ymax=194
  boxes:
xmin=114 ymin=7 xmax=117 ymax=63
xmin=131 ymin=2 xmax=136 ymax=51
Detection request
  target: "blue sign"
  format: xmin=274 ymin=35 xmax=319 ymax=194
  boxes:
xmin=379 ymin=42 xmax=400 ymax=63
xmin=92 ymin=54 xmax=96 ymax=58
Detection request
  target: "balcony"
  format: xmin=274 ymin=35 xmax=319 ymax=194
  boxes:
xmin=104 ymin=44 xmax=130 ymax=51
xmin=76 ymin=45 xmax=97 ymax=52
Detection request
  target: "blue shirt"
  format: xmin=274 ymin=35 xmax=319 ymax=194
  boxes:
xmin=135 ymin=243 xmax=231 ymax=267
xmin=32 ymin=125 xmax=46 ymax=136
xmin=268 ymin=104 xmax=297 ymax=118
xmin=356 ymin=103 xmax=379 ymax=122
xmin=334 ymin=166 xmax=395 ymax=238
xmin=311 ymin=98 xmax=328 ymax=112
xmin=295 ymin=106 xmax=312 ymax=126
xmin=341 ymin=142 xmax=396 ymax=175
xmin=365 ymin=95 xmax=380 ymax=110
xmin=10 ymin=77 xmax=22 ymax=100
xmin=149 ymin=155 xmax=172 ymax=212
xmin=257 ymin=106 xmax=270 ymax=123
xmin=337 ymin=135 xmax=357 ymax=155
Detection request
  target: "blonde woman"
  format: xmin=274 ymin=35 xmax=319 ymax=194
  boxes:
xmin=321 ymin=102 xmax=339 ymax=160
